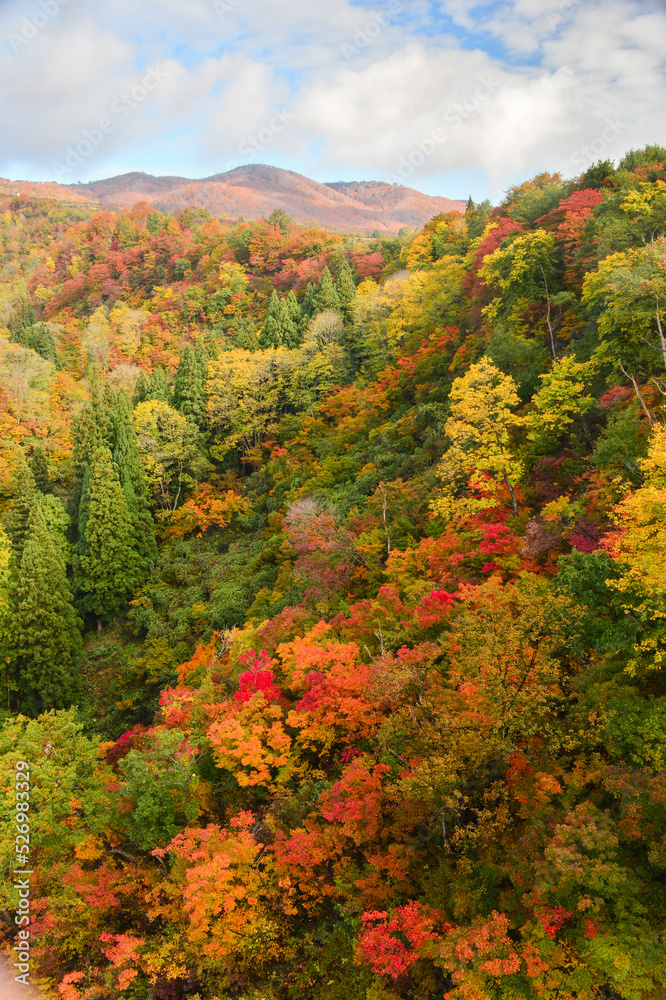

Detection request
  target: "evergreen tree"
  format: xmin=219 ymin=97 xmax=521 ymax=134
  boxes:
xmin=112 ymin=390 xmax=158 ymax=576
xmin=232 ymin=317 xmax=260 ymax=351
xmin=260 ymin=290 xmax=282 ymax=347
xmin=146 ymin=367 xmax=172 ymax=404
xmin=12 ymin=321 xmax=60 ymax=367
xmin=312 ymin=267 xmax=340 ymax=314
xmin=7 ymin=495 xmax=82 ymax=713
xmin=4 ymin=458 xmax=36 ymax=565
xmin=260 ymin=290 xmax=302 ymax=349
xmin=260 ymin=314 xmax=281 ymax=349
xmin=334 ymin=257 xmax=357 ymax=325
xmin=286 ymin=289 xmax=303 ymax=329
xmin=68 ymin=398 xmax=105 ymax=520
xmin=302 ymin=281 xmax=317 ymax=318
xmin=133 ymin=369 xmax=149 ymax=405
xmin=29 ymin=446 xmax=53 ymax=494
xmin=8 ymin=297 xmax=36 ymax=339
xmin=277 ymin=298 xmax=300 ymax=348
xmin=173 ymin=344 xmax=206 ymax=426
xmin=76 ymin=446 xmax=139 ymax=622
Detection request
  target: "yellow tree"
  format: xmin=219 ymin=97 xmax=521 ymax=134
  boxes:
xmin=133 ymin=400 xmax=208 ymax=511
xmin=606 ymin=424 xmax=666 ymax=672
xmin=432 ymin=357 xmax=524 ymax=518
xmin=206 ymin=347 xmax=295 ymax=461
xmin=526 ymin=354 xmax=596 ymax=450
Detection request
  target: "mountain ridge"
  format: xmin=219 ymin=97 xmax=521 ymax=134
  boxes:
xmin=0 ymin=164 xmax=465 ymax=234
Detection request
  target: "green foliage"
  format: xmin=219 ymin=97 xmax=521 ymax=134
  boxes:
xmin=486 ymin=327 xmax=550 ymax=401
xmin=118 ymin=728 xmax=200 ymax=849
xmin=75 ymin=446 xmax=141 ymax=620
xmin=11 ymin=321 xmax=60 ymax=367
xmin=592 ymin=406 xmax=648 ymax=482
xmin=6 ymin=495 xmax=82 ymax=713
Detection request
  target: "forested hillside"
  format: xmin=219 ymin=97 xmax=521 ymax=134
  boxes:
xmin=1 ymin=146 xmax=666 ymax=1000
xmin=0 ymin=166 xmax=466 ymax=235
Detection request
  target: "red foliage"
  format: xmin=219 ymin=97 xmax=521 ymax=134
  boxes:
xmin=539 ymin=906 xmax=573 ymax=939
xmin=414 ymin=588 xmax=456 ymax=628
xmin=319 ymin=758 xmax=391 ymax=843
xmin=235 ymin=650 xmax=283 ymax=704
xmin=357 ymin=902 xmax=447 ymax=979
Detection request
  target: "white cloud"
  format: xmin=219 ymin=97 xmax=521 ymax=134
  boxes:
xmin=0 ymin=0 xmax=664 ymax=198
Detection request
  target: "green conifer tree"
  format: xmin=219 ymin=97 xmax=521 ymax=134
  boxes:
xmin=8 ymin=495 xmax=82 ymax=713
xmin=112 ymin=391 xmax=158 ymax=576
xmin=133 ymin=370 xmax=149 ymax=405
xmin=8 ymin=298 xmax=36 ymax=338
xmin=260 ymin=314 xmax=282 ymax=349
xmin=29 ymin=446 xmax=53 ymax=494
xmin=312 ymin=266 xmax=340 ymax=314
xmin=173 ymin=344 xmax=206 ymax=426
xmin=232 ymin=318 xmax=260 ymax=351
xmin=277 ymin=298 xmax=300 ymax=348
xmin=76 ymin=446 xmax=139 ymax=622
xmin=334 ymin=257 xmax=357 ymax=324
xmin=146 ymin=367 xmax=172 ymax=404
xmin=301 ymin=281 xmax=317 ymax=318
xmin=4 ymin=458 xmax=36 ymax=565
xmin=68 ymin=399 xmax=105 ymax=520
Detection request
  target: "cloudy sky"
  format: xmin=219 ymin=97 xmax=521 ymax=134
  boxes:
xmin=0 ymin=0 xmax=664 ymax=201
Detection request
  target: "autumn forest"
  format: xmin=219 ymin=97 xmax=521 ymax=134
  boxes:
xmin=2 ymin=145 xmax=666 ymax=1000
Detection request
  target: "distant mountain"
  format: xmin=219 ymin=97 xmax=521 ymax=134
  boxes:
xmin=0 ymin=165 xmax=465 ymax=234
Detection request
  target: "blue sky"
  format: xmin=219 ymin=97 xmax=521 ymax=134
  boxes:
xmin=1 ymin=0 xmax=664 ymax=202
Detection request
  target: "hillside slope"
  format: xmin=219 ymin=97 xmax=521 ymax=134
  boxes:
xmin=0 ymin=165 xmax=465 ymax=233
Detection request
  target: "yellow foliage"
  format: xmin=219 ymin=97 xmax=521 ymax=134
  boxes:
xmin=607 ymin=425 xmax=666 ymax=671
xmin=432 ymin=357 xmax=524 ymax=519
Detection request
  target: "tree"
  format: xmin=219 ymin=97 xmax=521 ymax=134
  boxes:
xmin=526 ymin=354 xmax=596 ymax=451
xmin=605 ymin=425 xmax=666 ymax=673
xmin=260 ymin=291 xmax=300 ymax=349
xmin=75 ymin=446 xmax=140 ymax=621
xmin=312 ymin=266 xmax=340 ymax=315
xmin=81 ymin=308 xmax=112 ymax=369
xmin=432 ymin=357 xmax=524 ymax=517
xmin=7 ymin=495 xmax=82 ymax=712
xmin=173 ymin=343 xmax=207 ymax=427
xmin=29 ymin=445 xmax=53 ymax=493
xmin=334 ymin=257 xmax=357 ymax=325
xmin=133 ymin=400 xmax=207 ymax=511
xmin=112 ymin=390 xmax=158 ymax=578
xmin=582 ymin=238 xmax=666 ymax=408
xmin=206 ymin=347 xmax=296 ymax=461
xmin=11 ymin=321 xmax=59 ymax=367
xmin=146 ymin=366 xmax=172 ymax=404
xmin=4 ymin=457 xmax=36 ymax=565
xmin=133 ymin=369 xmax=149 ymax=405
xmin=8 ymin=296 xmax=35 ymax=338
xmin=0 ymin=341 xmax=54 ymax=423
xmin=480 ymin=228 xmax=573 ymax=360
xmin=266 ymin=206 xmax=293 ymax=233
xmin=68 ymin=389 xmax=109 ymax=520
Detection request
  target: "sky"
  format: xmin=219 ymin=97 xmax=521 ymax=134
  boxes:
xmin=0 ymin=0 xmax=664 ymax=203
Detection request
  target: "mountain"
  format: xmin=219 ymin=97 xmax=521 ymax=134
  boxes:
xmin=0 ymin=165 xmax=465 ymax=233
